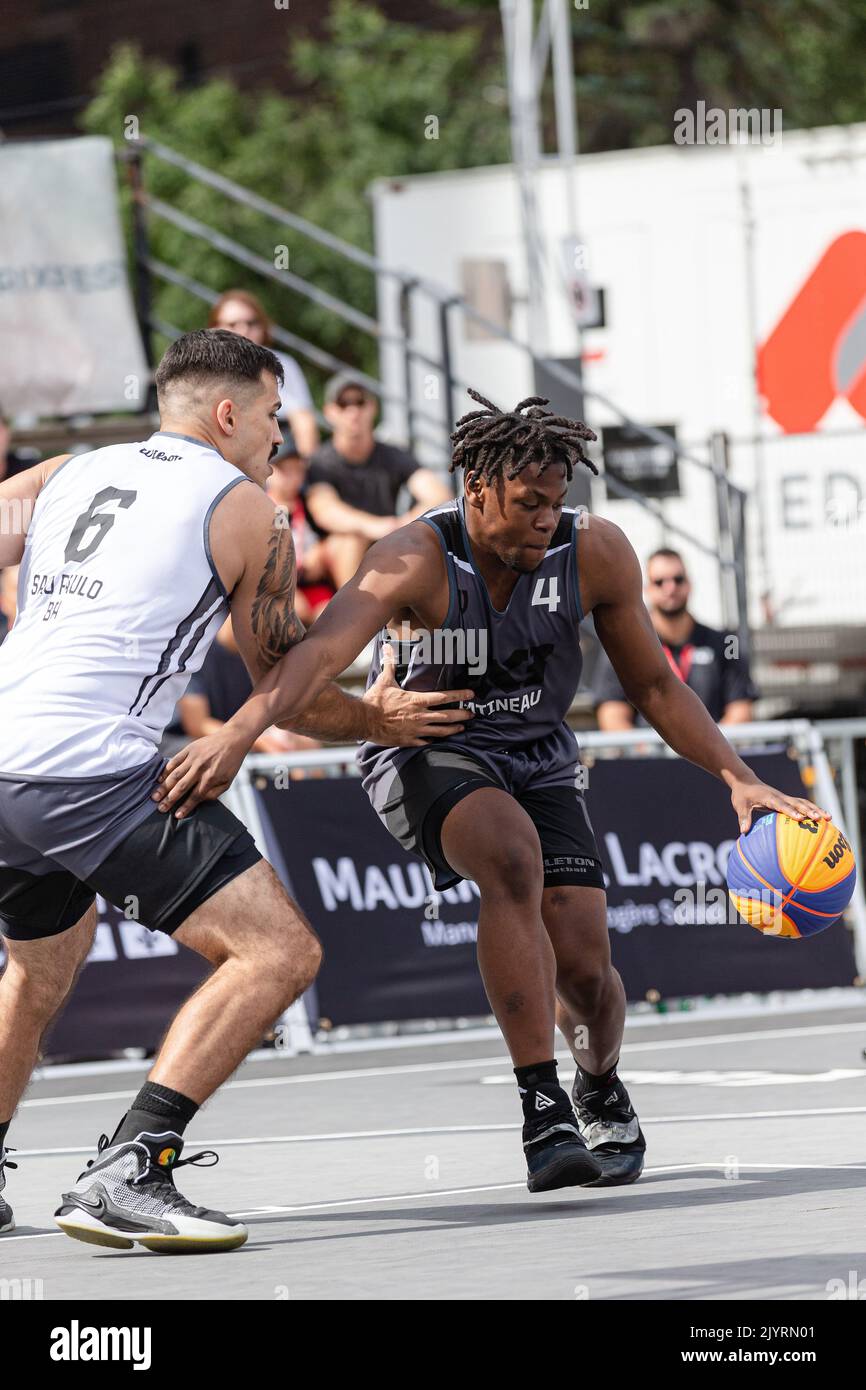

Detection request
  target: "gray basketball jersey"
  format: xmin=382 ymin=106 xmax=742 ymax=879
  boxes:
xmin=359 ymin=497 xmax=586 ymax=804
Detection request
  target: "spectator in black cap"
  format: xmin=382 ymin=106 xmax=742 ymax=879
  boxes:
xmin=305 ymin=372 xmax=451 ymax=588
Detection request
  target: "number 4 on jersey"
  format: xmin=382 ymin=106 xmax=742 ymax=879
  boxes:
xmin=531 ymin=576 xmax=560 ymax=611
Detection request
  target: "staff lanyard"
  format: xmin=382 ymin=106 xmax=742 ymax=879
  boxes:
xmin=662 ymin=642 xmax=693 ymax=684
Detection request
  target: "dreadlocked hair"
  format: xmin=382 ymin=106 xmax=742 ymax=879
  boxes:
xmin=450 ymin=388 xmax=599 ymax=484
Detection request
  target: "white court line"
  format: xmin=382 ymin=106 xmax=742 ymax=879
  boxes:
xmin=5 ymin=1161 xmax=865 ymax=1243
xmin=19 ymin=1019 xmax=866 ymax=1109
xmin=201 ymin=1161 xmax=866 ymax=1216
xmin=27 ymin=990 xmax=866 ymax=1081
xmin=229 ymin=1162 xmax=866 ymax=1217
xmin=12 ymin=1104 xmax=866 ymax=1158
xmin=226 ymin=1160 xmax=866 ymax=1216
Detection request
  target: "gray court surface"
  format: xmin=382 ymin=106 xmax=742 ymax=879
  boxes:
xmin=3 ymin=1002 xmax=866 ymax=1301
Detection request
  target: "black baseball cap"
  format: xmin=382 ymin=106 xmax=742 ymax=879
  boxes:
xmin=323 ymin=371 xmax=375 ymax=405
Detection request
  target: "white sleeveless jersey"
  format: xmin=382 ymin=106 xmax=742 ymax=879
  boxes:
xmin=0 ymin=431 xmax=249 ymax=779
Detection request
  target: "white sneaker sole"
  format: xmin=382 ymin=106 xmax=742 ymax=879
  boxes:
xmin=56 ymin=1207 xmax=248 ymax=1254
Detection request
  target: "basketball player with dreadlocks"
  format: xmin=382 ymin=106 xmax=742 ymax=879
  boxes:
xmin=155 ymin=389 xmax=828 ymax=1194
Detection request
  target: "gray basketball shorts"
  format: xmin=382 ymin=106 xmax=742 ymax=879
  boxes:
xmin=372 ymin=745 xmax=605 ymax=893
xmin=0 ymin=753 xmax=261 ymax=941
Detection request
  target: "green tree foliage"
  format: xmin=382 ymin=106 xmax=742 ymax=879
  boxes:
xmin=81 ymin=1 xmax=511 ymax=390
xmin=447 ymin=0 xmax=866 ymax=151
xmin=82 ymin=0 xmax=866 ymax=390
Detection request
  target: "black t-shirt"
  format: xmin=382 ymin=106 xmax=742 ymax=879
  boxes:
xmin=306 ymin=440 xmax=418 ymax=521
xmin=186 ymin=641 xmax=252 ymax=724
xmin=591 ymin=619 xmax=759 ymax=724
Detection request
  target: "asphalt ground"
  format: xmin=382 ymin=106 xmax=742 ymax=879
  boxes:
xmin=2 ymin=1003 xmax=865 ymax=1301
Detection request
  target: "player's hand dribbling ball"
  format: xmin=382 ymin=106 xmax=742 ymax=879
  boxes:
xmin=727 ymin=813 xmax=857 ymax=938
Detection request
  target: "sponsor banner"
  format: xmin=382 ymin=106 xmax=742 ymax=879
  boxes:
xmin=254 ymin=779 xmax=489 ymax=1026
xmin=590 ymin=751 xmax=857 ymax=995
xmin=21 ymin=751 xmax=857 ymax=1055
xmin=0 ymin=137 xmax=148 ymax=416
xmin=254 ymin=752 xmax=857 ymax=1023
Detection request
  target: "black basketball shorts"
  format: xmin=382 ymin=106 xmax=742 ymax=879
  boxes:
xmin=376 ymin=745 xmax=606 ymax=893
xmin=0 ymin=756 xmax=261 ymax=942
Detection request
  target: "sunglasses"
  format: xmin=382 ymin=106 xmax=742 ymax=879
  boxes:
xmin=336 ymin=395 xmax=370 ymax=409
xmin=217 ymin=317 xmax=262 ymax=331
xmin=650 ymin=574 xmax=687 ymax=586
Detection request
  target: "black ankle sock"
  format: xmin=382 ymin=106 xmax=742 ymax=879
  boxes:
xmin=575 ymin=1059 xmax=619 ymax=1094
xmin=110 ymin=1083 xmax=199 ymax=1147
xmin=514 ymin=1060 xmax=559 ymax=1091
xmin=515 ymin=1060 xmax=567 ymax=1122
xmin=0 ymin=1119 xmax=10 ymax=1151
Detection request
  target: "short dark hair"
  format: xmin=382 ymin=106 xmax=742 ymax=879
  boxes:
xmin=647 ymin=547 xmax=685 ymax=569
xmin=154 ymin=329 xmax=284 ymax=398
xmin=450 ymin=388 xmax=597 ymax=485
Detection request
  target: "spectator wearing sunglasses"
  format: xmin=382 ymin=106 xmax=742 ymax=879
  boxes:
xmin=208 ymin=289 xmax=319 ymax=458
xmin=592 ymin=548 xmax=758 ymax=730
xmin=304 ymin=372 xmax=451 ymax=589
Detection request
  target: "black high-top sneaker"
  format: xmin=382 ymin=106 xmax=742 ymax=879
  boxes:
xmin=573 ymin=1068 xmax=646 ymax=1187
xmin=522 ymin=1081 xmax=603 ymax=1193
xmin=55 ymin=1130 xmax=247 ymax=1253
xmin=0 ymin=1147 xmax=17 ymax=1234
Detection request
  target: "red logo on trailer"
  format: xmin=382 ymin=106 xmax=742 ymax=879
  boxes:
xmin=757 ymin=231 xmax=866 ymax=432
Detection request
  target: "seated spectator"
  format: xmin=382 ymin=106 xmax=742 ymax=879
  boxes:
xmin=266 ymin=441 xmax=334 ymax=624
xmin=208 ymin=289 xmax=319 ymax=457
xmin=592 ymin=548 xmax=758 ymax=730
xmin=305 ymin=372 xmax=451 ymax=588
xmin=179 ymin=616 xmax=321 ymax=758
xmin=0 ymin=566 xmax=18 ymax=646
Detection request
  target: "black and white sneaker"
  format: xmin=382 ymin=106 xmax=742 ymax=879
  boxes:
xmin=0 ymin=1147 xmax=16 ymax=1234
xmin=523 ymin=1083 xmax=603 ymax=1193
xmin=573 ymin=1070 xmax=646 ymax=1187
xmin=55 ymin=1130 xmax=247 ymax=1254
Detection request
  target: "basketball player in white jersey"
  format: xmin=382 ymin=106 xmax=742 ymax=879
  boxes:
xmin=0 ymin=330 xmax=473 ymax=1251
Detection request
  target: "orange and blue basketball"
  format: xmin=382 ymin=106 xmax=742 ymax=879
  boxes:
xmin=727 ymin=813 xmax=856 ymax=939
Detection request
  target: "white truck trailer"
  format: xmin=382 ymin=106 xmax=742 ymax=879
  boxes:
xmin=371 ymin=122 xmax=866 ymax=711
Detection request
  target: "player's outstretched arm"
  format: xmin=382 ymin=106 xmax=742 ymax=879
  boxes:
xmin=224 ymin=492 xmax=470 ymax=743
xmin=585 ymin=517 xmax=829 ymax=832
xmin=155 ymin=507 xmax=473 ymax=816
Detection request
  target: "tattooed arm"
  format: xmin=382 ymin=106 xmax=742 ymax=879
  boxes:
xmin=226 ymin=496 xmax=372 ymax=742
xmin=217 ymin=491 xmax=471 ymax=746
